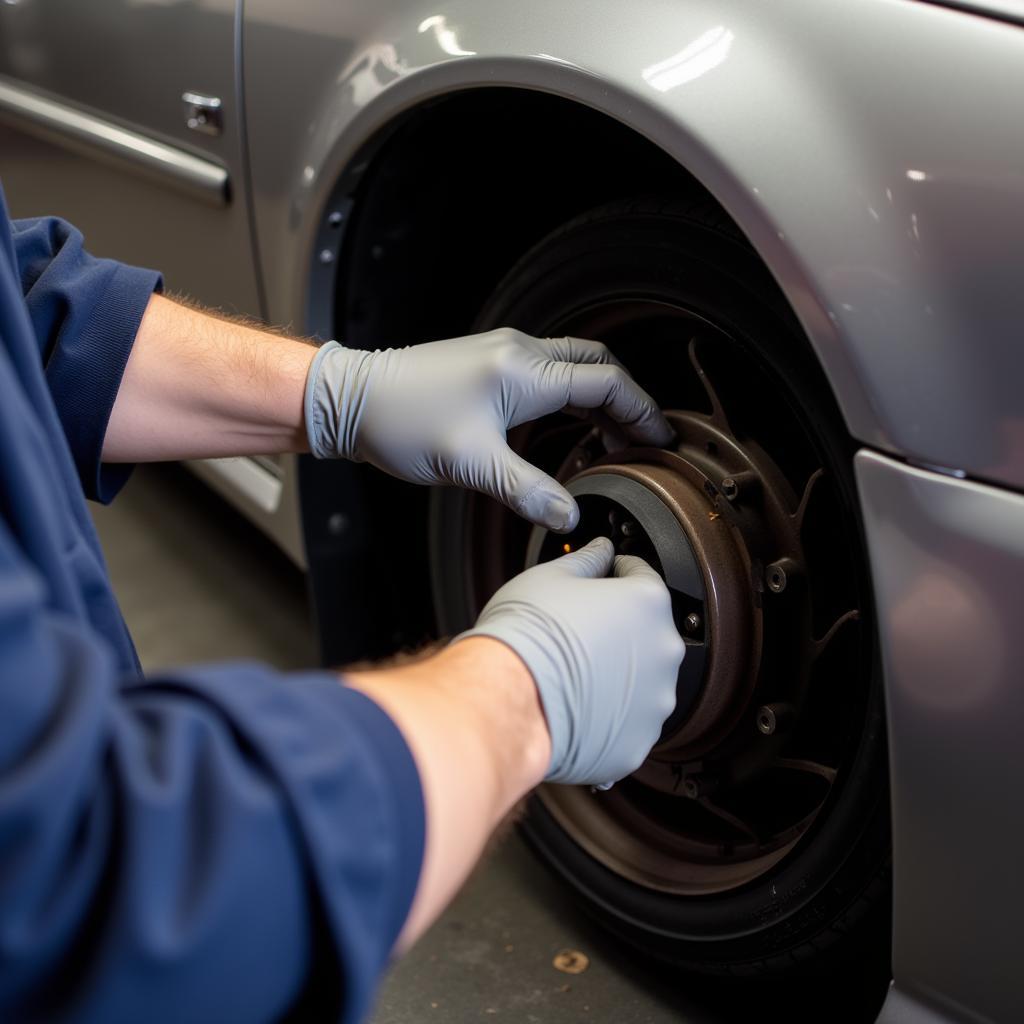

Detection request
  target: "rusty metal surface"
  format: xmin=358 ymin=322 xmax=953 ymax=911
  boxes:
xmin=589 ymin=457 xmax=756 ymax=759
xmin=523 ymin=393 xmax=847 ymax=893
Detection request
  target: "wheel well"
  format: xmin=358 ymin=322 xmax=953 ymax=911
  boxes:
xmin=312 ymin=90 xmax=753 ymax=659
xmin=334 ymin=88 xmax=713 ymax=346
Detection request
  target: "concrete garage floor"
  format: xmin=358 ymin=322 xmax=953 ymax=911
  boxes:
xmin=92 ymin=464 xmax=889 ymax=1024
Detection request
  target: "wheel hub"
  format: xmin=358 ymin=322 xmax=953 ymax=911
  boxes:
xmin=451 ymin=324 xmax=865 ymax=895
xmin=526 ymin=405 xmax=812 ymax=773
xmin=526 ymin=445 xmax=761 ymax=761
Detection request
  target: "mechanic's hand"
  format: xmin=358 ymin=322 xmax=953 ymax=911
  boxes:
xmin=304 ymin=329 xmax=673 ymax=532
xmin=457 ymin=537 xmax=684 ymax=786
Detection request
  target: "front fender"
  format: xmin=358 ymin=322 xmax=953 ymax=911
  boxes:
xmin=244 ymin=0 xmax=1024 ymax=489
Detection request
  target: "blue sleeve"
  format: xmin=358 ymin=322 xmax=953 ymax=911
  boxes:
xmin=10 ymin=216 xmax=162 ymax=503
xmin=0 ymin=521 xmax=425 ymax=1024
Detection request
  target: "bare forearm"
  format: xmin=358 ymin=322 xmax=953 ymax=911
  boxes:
xmin=103 ymin=293 xmax=317 ymax=462
xmin=344 ymin=637 xmax=550 ymax=951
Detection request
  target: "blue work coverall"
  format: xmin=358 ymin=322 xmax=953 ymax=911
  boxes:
xmin=0 ymin=185 xmax=424 ymax=1023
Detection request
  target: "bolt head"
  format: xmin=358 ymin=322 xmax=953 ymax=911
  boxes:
xmin=684 ymin=612 xmax=702 ymax=633
xmin=721 ymin=477 xmax=738 ymax=500
xmin=757 ymin=706 xmax=777 ymax=735
xmin=766 ymin=564 xmax=787 ymax=593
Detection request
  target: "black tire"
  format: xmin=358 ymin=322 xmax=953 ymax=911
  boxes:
xmin=430 ymin=198 xmax=891 ymax=977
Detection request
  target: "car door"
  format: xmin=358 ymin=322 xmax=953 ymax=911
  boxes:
xmin=0 ymin=0 xmax=310 ymax=565
xmin=0 ymin=0 xmax=261 ymax=316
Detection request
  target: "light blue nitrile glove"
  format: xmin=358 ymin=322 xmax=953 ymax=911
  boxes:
xmin=458 ymin=537 xmax=684 ymax=786
xmin=304 ymin=329 xmax=673 ymax=532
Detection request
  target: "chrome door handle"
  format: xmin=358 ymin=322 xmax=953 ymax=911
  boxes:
xmin=182 ymin=91 xmax=222 ymax=137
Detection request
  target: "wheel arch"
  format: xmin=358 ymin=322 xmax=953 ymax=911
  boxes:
xmin=283 ymin=53 xmax=893 ymax=657
xmin=298 ymin=63 xmax=879 ymax=446
xmin=245 ymin=0 xmax=1024 ymax=487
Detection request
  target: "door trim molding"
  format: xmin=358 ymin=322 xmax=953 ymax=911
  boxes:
xmin=0 ymin=77 xmax=229 ymax=206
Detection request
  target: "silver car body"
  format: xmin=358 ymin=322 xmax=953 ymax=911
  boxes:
xmin=0 ymin=1 xmax=1021 ymax=1020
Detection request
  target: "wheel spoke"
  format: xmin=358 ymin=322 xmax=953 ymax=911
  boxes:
xmin=792 ymin=467 xmax=824 ymax=533
xmin=812 ymin=608 xmax=860 ymax=661
xmin=773 ymin=758 xmax=838 ymax=784
xmin=687 ymin=338 xmax=734 ymax=437
xmin=697 ymin=797 xmax=759 ymax=841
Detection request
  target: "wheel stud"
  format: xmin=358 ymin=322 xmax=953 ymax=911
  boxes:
xmin=720 ymin=471 xmax=758 ymax=502
xmin=765 ymin=558 xmax=797 ymax=593
xmin=681 ymin=774 xmax=716 ymax=799
xmin=684 ymin=612 xmax=702 ymax=634
xmin=756 ymin=703 xmax=795 ymax=736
